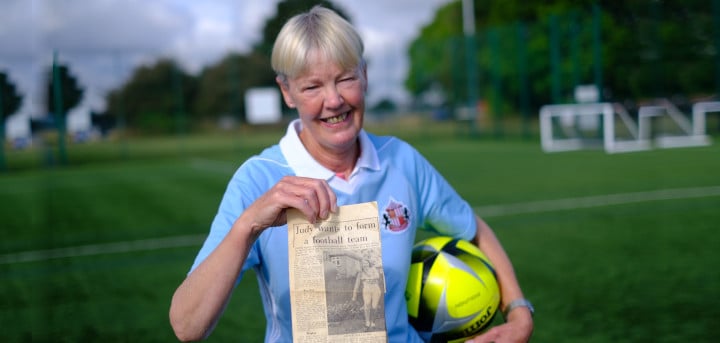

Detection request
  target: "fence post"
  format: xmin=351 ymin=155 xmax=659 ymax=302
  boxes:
xmin=517 ymin=22 xmax=531 ymax=140
xmin=714 ymin=0 xmax=720 ymax=102
xmin=489 ymin=28 xmax=503 ymax=138
xmin=550 ymin=15 xmax=562 ymax=104
xmin=593 ymin=3 xmax=604 ymax=102
xmin=462 ymin=0 xmax=479 ymax=135
xmin=52 ymin=51 xmax=68 ymax=165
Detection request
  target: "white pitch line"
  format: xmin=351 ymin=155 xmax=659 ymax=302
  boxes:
xmin=2 ymin=186 xmax=720 ymax=265
xmin=0 ymin=234 xmax=206 ymax=265
xmin=475 ymin=185 xmax=720 ymax=217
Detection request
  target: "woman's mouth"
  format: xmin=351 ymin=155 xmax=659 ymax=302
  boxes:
xmin=323 ymin=111 xmax=349 ymax=124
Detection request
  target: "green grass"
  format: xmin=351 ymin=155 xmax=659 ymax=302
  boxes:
xmin=1 ymin=126 xmax=719 ymax=342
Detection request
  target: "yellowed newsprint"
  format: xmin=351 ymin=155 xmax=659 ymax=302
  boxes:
xmin=288 ymin=201 xmax=387 ymax=343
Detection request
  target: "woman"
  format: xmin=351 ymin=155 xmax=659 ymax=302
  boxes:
xmin=169 ymin=6 xmax=533 ymax=343
xmin=352 ymin=259 xmax=383 ymax=329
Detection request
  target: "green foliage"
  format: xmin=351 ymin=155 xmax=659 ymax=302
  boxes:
xmin=0 ymin=71 xmax=23 ymax=120
xmin=406 ymin=4 xmax=463 ymax=97
xmin=406 ymin=0 xmax=719 ymax=113
xmin=46 ymin=63 xmax=83 ymax=117
xmin=105 ymin=0 xmax=352 ymax=131
xmin=371 ymin=98 xmax=397 ymax=113
xmin=106 ymin=59 xmax=197 ymax=133
xmin=601 ymin=0 xmax=718 ymax=98
xmin=193 ymin=52 xmax=275 ymax=122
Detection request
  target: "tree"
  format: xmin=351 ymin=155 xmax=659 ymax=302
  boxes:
xmin=371 ymin=98 xmax=397 ymax=114
xmin=600 ymin=0 xmax=716 ymax=100
xmin=406 ymin=0 xmax=595 ymax=109
xmin=44 ymin=58 xmax=84 ymax=165
xmin=405 ymin=3 xmax=464 ymax=103
xmin=0 ymin=71 xmax=23 ymax=171
xmin=46 ymin=63 xmax=83 ymax=117
xmin=193 ymin=51 xmax=275 ymax=122
xmin=1 ymin=71 xmax=22 ymax=121
xmin=103 ymin=1 xmax=353 ymax=131
xmin=192 ymin=0 xmax=353 ymax=123
xmin=405 ymin=0 xmax=717 ymax=115
xmin=106 ymin=58 xmax=197 ymax=133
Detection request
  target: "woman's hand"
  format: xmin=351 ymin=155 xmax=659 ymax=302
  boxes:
xmin=240 ymin=176 xmax=338 ymax=236
xmin=464 ymin=307 xmax=533 ymax=343
xmin=170 ymin=176 xmax=337 ymax=342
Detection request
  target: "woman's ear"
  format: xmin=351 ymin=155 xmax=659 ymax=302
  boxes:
xmin=276 ymin=76 xmax=296 ymax=108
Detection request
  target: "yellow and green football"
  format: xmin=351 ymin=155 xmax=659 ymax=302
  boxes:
xmin=406 ymin=236 xmax=500 ymax=342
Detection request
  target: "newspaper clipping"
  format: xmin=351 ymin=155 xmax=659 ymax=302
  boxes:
xmin=288 ymin=201 xmax=387 ymax=343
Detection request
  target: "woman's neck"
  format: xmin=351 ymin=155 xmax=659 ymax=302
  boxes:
xmin=299 ymin=133 xmax=360 ymax=179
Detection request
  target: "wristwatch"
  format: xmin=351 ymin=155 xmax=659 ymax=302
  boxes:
xmin=503 ymin=298 xmax=534 ymax=318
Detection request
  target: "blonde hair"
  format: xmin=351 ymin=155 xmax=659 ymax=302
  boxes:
xmin=271 ymin=6 xmax=365 ymax=81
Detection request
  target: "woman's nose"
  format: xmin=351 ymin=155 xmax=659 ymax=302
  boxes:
xmin=324 ymin=86 xmax=344 ymax=109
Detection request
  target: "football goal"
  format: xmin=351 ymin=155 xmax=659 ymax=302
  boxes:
xmin=540 ymin=99 xmax=716 ymax=154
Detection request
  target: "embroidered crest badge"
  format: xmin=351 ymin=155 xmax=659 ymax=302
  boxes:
xmin=382 ymin=198 xmax=410 ymax=232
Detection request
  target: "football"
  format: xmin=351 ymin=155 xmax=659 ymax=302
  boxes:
xmin=405 ymin=236 xmax=500 ymax=342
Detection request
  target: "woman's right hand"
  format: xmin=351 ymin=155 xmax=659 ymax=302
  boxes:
xmin=240 ymin=176 xmax=338 ymax=237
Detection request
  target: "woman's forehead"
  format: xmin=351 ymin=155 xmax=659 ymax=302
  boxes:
xmin=293 ymin=48 xmax=358 ymax=75
xmin=294 ymin=60 xmax=355 ymax=80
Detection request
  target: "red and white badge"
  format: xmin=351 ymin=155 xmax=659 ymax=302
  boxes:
xmin=382 ymin=198 xmax=410 ymax=232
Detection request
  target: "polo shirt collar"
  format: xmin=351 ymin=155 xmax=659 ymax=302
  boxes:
xmin=279 ymin=119 xmax=380 ymax=180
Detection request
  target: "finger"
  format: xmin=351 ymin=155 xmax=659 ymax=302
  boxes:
xmin=321 ymin=179 xmax=338 ymax=214
xmin=298 ymin=183 xmax=321 ymax=220
xmin=293 ymin=177 xmax=335 ymax=221
xmin=263 ymin=178 xmax=314 ymax=224
xmin=272 ymin=176 xmax=337 ymax=223
xmin=293 ymin=191 xmax=319 ymax=223
xmin=281 ymin=177 xmax=326 ymax=222
xmin=312 ymin=179 xmax=336 ymax=219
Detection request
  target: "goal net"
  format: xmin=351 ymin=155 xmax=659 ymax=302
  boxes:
xmin=540 ymin=99 xmax=715 ymax=154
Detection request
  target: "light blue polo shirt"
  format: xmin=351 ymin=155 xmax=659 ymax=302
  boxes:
xmin=191 ymin=119 xmax=477 ymax=342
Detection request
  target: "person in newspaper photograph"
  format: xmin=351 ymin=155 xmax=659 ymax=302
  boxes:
xmin=353 ymin=258 xmax=384 ymax=331
xmin=169 ymin=5 xmax=533 ymax=343
xmin=323 ymin=249 xmax=385 ymax=336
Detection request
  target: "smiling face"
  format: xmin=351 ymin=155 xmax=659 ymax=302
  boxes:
xmin=277 ymin=50 xmax=367 ymax=157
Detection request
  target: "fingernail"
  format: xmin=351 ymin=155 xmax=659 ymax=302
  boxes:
xmin=321 ymin=209 xmax=328 ymax=219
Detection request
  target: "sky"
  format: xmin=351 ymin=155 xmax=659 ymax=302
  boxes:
xmin=0 ymin=0 xmax=453 ymax=138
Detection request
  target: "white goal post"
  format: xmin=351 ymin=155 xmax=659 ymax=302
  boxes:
xmin=692 ymin=101 xmax=720 ymax=136
xmin=540 ymin=100 xmax=715 ymax=154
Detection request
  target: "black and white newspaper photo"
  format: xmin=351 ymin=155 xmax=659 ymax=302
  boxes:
xmin=288 ymin=201 xmax=387 ymax=343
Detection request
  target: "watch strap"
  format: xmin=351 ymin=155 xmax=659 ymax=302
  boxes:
xmin=503 ymin=298 xmax=534 ymax=318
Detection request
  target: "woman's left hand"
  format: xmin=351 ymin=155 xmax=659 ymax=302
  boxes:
xmin=464 ymin=308 xmax=533 ymax=343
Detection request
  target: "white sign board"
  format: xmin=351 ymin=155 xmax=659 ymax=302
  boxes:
xmin=574 ymin=84 xmax=599 ymax=103
xmin=245 ymin=87 xmax=281 ymax=124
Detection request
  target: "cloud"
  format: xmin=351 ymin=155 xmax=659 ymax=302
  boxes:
xmin=338 ymin=0 xmax=446 ymax=41
xmin=0 ymin=0 xmax=37 ymax=60
xmin=335 ymin=0 xmax=450 ymax=104
xmin=1 ymin=0 xmax=450 ymax=137
xmin=43 ymin=0 xmax=193 ymax=55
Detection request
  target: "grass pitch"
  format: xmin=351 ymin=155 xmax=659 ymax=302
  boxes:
xmin=0 ymin=126 xmax=718 ymax=342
